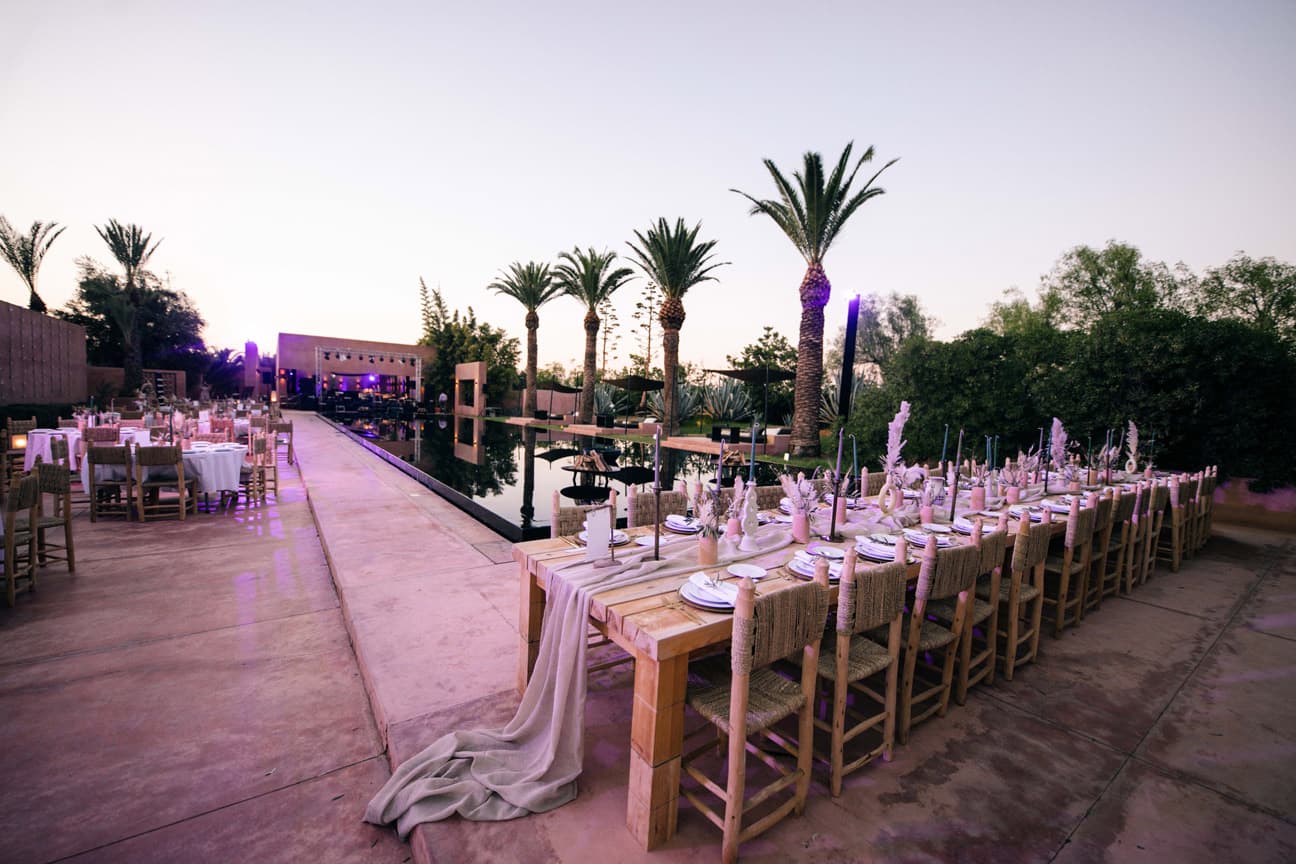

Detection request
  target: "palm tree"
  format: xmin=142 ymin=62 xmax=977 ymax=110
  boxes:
xmin=733 ymin=143 xmax=896 ymax=456
xmin=95 ymin=220 xmax=163 ymax=392
xmin=0 ymin=217 xmax=66 ymax=313
xmin=626 ymin=218 xmax=727 ymax=436
xmin=489 ymin=260 xmax=562 ymax=418
xmin=553 ymin=247 xmax=634 ymax=424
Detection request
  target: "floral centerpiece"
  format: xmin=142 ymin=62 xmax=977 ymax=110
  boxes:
xmin=1125 ymin=420 xmax=1140 ymax=474
xmin=779 ymin=471 xmax=819 ymax=543
xmin=676 ymin=480 xmax=721 ymax=538
xmin=877 ymin=401 xmax=911 ymax=513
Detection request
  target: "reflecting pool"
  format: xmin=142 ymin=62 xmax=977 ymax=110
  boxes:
xmin=336 ymin=416 xmax=785 ymax=541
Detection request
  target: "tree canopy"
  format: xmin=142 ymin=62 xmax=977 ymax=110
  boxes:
xmin=419 ymin=278 xmax=519 ymax=406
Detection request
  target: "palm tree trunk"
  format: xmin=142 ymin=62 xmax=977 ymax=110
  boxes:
xmin=791 ymin=263 xmax=831 ymax=457
xmin=524 ymin=314 xmax=539 ymax=418
xmin=662 ymin=325 xmax=680 ymax=436
xmin=123 ymin=279 xmax=145 ymax=393
xmin=579 ymin=312 xmax=600 ymax=424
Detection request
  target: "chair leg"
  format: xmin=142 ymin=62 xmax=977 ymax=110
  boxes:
xmin=830 ymin=676 xmax=846 ymax=797
xmin=1053 ymin=569 xmax=1070 ymax=637
xmin=1001 ymin=599 xmax=1019 ymax=682
xmin=955 ymin=622 xmax=974 ymax=706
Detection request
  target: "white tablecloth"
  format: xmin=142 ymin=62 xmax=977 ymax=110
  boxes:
xmin=80 ymin=445 xmax=248 ymax=496
xmin=24 ymin=429 xmax=82 ymax=471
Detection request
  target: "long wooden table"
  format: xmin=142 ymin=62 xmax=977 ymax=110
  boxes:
xmin=513 ymin=505 xmax=1071 ymax=849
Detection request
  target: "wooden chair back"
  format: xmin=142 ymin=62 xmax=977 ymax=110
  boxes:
xmin=549 ymin=489 xmax=618 ymax=538
xmin=837 ymin=553 xmax=907 ymax=636
xmin=626 ymin=487 xmax=687 ymax=528
xmin=85 ymin=426 xmax=121 ymax=444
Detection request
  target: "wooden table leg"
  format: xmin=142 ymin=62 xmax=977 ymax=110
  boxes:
xmin=516 ymin=562 xmax=546 ymax=696
xmin=627 ymin=652 xmax=687 ymax=849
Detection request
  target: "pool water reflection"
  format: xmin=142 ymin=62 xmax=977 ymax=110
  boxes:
xmin=341 ymin=417 xmax=784 ymax=541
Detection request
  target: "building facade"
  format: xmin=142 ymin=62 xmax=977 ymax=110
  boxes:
xmin=274 ymin=332 xmax=435 ymax=400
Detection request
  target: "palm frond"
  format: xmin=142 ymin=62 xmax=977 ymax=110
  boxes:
xmin=95 ymin=219 xmax=162 ymax=285
xmin=552 ymin=247 xmax=633 ymax=310
xmin=488 ymin=260 xmax=561 ymax=312
xmin=625 ymin=217 xmax=728 ymax=300
xmin=0 ymin=217 xmax=66 ymax=298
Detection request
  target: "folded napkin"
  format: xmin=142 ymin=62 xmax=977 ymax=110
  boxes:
xmin=792 ymin=550 xmax=843 ymax=578
xmin=688 ymin=572 xmax=739 ymax=604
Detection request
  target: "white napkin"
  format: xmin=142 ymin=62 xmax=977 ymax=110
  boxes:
xmin=688 ymin=572 xmax=738 ymax=603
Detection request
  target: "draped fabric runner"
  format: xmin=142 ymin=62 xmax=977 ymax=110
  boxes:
xmin=365 ymin=523 xmax=793 ymax=838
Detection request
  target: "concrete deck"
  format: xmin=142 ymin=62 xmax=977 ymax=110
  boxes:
xmin=4 ymin=411 xmax=1293 ymax=863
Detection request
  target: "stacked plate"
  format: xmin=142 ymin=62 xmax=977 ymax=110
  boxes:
xmin=855 ymin=533 xmax=910 ymax=563
xmin=1008 ymin=504 xmax=1046 ymax=522
xmin=786 ymin=550 xmax=842 ymax=582
xmin=952 ymin=516 xmax=1003 ymax=535
xmin=903 ymin=529 xmax=955 ymax=548
xmin=822 ymin=493 xmax=863 ymax=509
xmin=778 ymin=497 xmax=795 ymax=514
xmin=679 ymin=571 xmax=740 ymax=611
xmin=578 ymin=530 xmax=630 ymax=546
xmin=664 ymin=514 xmax=702 ymax=534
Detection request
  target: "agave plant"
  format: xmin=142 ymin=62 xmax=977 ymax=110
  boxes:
xmin=647 ymin=383 xmax=702 ymax=423
xmin=593 ymin=383 xmax=630 ymax=417
xmin=703 ymin=378 xmax=753 ymax=422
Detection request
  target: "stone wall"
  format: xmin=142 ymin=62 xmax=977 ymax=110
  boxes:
xmin=0 ymin=300 xmax=87 ymax=405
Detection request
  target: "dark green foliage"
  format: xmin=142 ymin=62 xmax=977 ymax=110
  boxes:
xmin=726 ymin=326 xmax=797 ymax=422
xmin=419 ymin=279 xmax=520 ymax=406
xmin=844 ymin=310 xmax=1296 ymax=489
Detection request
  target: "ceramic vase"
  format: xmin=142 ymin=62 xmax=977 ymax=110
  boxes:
xmin=698 ymin=534 xmax=719 ymax=565
xmin=970 ymin=486 xmax=986 ymax=510
xmin=1006 ymin=486 xmax=1021 ymax=504
xmin=791 ymin=513 xmax=811 ymax=544
xmin=726 ymin=517 xmax=742 ymax=539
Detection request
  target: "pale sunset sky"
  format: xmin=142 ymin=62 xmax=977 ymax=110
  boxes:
xmin=2 ymin=1 xmax=1293 ymax=371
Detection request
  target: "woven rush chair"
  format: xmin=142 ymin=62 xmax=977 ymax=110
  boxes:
xmin=681 ymin=570 xmax=830 ymax=864
xmin=1192 ymin=469 xmax=1216 ymax=553
xmin=752 ymin=485 xmax=786 ymax=511
xmin=272 ymin=421 xmax=295 ymax=465
xmin=860 ymin=472 xmax=886 ymax=497
xmin=136 ymin=445 xmax=197 ymax=521
xmin=898 ymin=537 xmax=980 ymax=744
xmin=1042 ymin=497 xmax=1098 ymax=637
xmin=32 ymin=462 xmax=75 ymax=572
xmin=239 ymin=436 xmax=270 ymax=506
xmin=84 ymin=425 xmax=121 ymax=447
xmin=211 ymin=417 xmax=234 ymax=441
xmin=930 ymin=517 xmax=1009 ymax=705
xmin=4 ymin=417 xmax=37 ymax=479
xmin=1134 ymin=481 xmax=1169 ymax=589
xmin=3 ymin=474 xmax=39 ymax=606
xmin=1122 ymin=483 xmax=1149 ymax=593
xmin=1076 ymin=493 xmax=1114 ymax=615
xmin=811 ymin=550 xmax=906 ymax=797
xmin=548 ymin=489 xmax=619 ymax=538
xmin=1155 ymin=474 xmax=1194 ymax=573
xmin=1089 ymin=489 xmax=1135 ymax=610
xmin=119 ymin=410 xmax=144 ymax=421
xmin=191 ymin=432 xmax=229 ymax=445
xmin=86 ymin=445 xmax=135 ymax=521
xmin=625 ymin=486 xmax=687 ymax=528
xmin=57 ymin=418 xmax=79 ymax=429
xmin=995 ymin=512 xmax=1052 ymax=681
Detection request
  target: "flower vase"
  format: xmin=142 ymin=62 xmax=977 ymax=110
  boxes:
xmin=698 ymin=534 xmax=719 ymax=566
xmin=1068 ymin=480 xmax=1081 ymax=493
xmin=920 ymin=504 xmax=934 ymax=524
xmin=1006 ymin=486 xmax=1021 ymax=504
xmin=726 ymin=517 xmax=742 ymax=539
xmin=791 ymin=513 xmax=811 ymax=544
xmin=970 ymin=486 xmax=986 ymax=511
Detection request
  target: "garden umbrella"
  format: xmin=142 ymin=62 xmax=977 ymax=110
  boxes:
xmin=604 ymin=375 xmax=664 ymax=427
xmin=544 ymin=381 xmax=582 ymax=420
xmin=704 ymin=366 xmax=796 ymax=428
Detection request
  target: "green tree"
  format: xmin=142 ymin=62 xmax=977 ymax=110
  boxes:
xmin=726 ymin=326 xmax=797 ymax=423
xmin=1196 ymin=253 xmax=1296 ymax=345
xmin=418 ymin=278 xmax=520 ymax=407
xmin=597 ymin=296 xmax=620 ymax=377
xmin=0 ymin=217 xmax=66 ymax=313
xmin=94 ymin=220 xmax=163 ymax=391
xmin=57 ymin=257 xmax=206 ymax=368
xmin=826 ymin=292 xmax=934 ymax=389
xmin=626 ymin=218 xmax=727 ymax=435
xmin=632 ymin=281 xmax=663 ymax=375
xmin=1043 ymin=240 xmax=1189 ymax=328
xmin=488 ymin=260 xmax=562 ymax=417
xmin=552 ymin=247 xmax=634 ymax=424
xmin=733 ymin=142 xmax=897 ymax=456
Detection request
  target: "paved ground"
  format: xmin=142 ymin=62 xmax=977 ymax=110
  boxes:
xmin=0 ymin=444 xmax=406 ymax=864
xmin=4 ymin=411 xmax=1294 ymax=863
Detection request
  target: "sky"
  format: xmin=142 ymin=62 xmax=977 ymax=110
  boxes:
xmin=2 ymin=0 xmax=1294 ymax=373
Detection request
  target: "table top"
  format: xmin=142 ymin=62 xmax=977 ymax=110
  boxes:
xmin=513 ymin=498 xmax=1082 ymax=663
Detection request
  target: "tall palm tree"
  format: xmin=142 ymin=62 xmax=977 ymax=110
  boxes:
xmin=553 ymin=247 xmax=634 ymax=424
xmin=733 ymin=143 xmax=896 ymax=456
xmin=0 ymin=217 xmax=66 ymax=313
xmin=626 ymin=218 xmax=727 ymax=436
xmin=489 ymin=260 xmax=562 ymax=418
xmin=95 ymin=220 xmax=163 ymax=392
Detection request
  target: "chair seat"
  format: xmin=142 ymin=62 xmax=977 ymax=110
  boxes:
xmin=1044 ymin=554 xmax=1086 ymax=576
xmin=978 ymin=579 xmax=1041 ymax=604
xmin=687 ymin=667 xmax=805 ymax=736
xmin=900 ymin=616 xmax=958 ymax=652
xmin=928 ymin=596 xmax=994 ymax=626
xmin=816 ymin=636 xmax=892 ymax=683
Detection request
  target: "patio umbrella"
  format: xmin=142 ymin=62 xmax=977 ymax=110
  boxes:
xmin=537 ymin=446 xmax=581 ymax=464
xmin=544 ymin=381 xmax=581 ymax=420
xmin=604 ymin=375 xmax=664 ymax=427
xmin=704 ymin=366 xmax=796 ymax=428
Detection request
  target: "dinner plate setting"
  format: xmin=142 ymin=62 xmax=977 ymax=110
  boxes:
xmin=786 ymin=550 xmax=843 ymax=582
xmin=664 ymin=514 xmax=702 ymax=534
xmin=679 ymin=572 xmax=739 ymax=610
xmin=577 ymin=530 xmax=630 ymax=546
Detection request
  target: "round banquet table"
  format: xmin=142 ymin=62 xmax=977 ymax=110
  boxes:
xmin=23 ymin=429 xmax=83 ymax=471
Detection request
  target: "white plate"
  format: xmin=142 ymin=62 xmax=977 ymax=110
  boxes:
xmin=679 ymin=582 xmax=734 ymax=611
xmin=868 ymin=533 xmax=898 ymax=546
xmin=727 ymin=563 xmax=767 ymax=581
xmin=666 ymin=514 xmax=698 ymax=527
xmin=665 ymin=523 xmax=702 ymax=534
xmin=578 ymin=530 xmax=630 ymax=546
xmin=788 ymin=553 xmax=842 ymax=582
xmin=806 ymin=544 xmax=845 ymax=560
xmin=634 ymin=535 xmax=677 ymax=547
xmin=921 ymin=523 xmax=952 ymax=534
